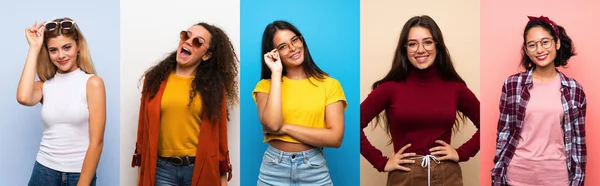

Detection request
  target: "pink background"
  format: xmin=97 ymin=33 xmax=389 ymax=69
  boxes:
xmin=480 ymin=0 xmax=600 ymax=185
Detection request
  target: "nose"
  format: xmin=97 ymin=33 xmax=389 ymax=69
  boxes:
xmin=288 ymin=43 xmax=297 ymax=53
xmin=535 ymin=42 xmax=545 ymax=54
xmin=415 ymin=43 xmax=426 ymax=53
xmin=57 ymin=49 xmax=66 ymax=59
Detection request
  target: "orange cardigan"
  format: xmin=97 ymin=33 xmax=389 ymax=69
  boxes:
xmin=131 ymin=79 xmax=232 ymax=186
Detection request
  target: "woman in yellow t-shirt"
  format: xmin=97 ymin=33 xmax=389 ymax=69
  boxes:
xmin=253 ymin=20 xmax=347 ymax=186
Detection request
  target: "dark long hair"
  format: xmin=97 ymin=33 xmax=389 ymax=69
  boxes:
xmin=520 ymin=19 xmax=576 ymax=71
xmin=371 ymin=15 xmax=467 ymax=143
xmin=260 ymin=20 xmax=327 ymax=81
xmin=141 ymin=22 xmax=239 ymax=123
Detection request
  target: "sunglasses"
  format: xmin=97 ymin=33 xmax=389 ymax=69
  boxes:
xmin=179 ymin=31 xmax=207 ymax=49
xmin=45 ymin=20 xmax=75 ymax=32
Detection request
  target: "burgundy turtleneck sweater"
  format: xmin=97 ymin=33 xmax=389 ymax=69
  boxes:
xmin=360 ymin=66 xmax=480 ymax=172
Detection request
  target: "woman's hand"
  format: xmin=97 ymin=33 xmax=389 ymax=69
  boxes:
xmin=429 ymin=140 xmax=459 ymax=162
xmin=384 ymin=144 xmax=417 ymax=172
xmin=263 ymin=49 xmax=283 ymax=73
xmin=25 ymin=21 xmax=46 ymax=49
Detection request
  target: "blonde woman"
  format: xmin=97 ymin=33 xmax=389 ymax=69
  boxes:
xmin=17 ymin=17 xmax=106 ymax=186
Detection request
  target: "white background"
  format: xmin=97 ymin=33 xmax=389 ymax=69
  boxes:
xmin=120 ymin=0 xmax=240 ymax=185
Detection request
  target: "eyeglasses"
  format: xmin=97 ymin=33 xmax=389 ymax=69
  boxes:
xmin=405 ymin=39 xmax=436 ymax=53
xmin=180 ymin=30 xmax=208 ymax=49
xmin=525 ymin=38 xmax=554 ymax=52
xmin=276 ymin=36 xmax=303 ymax=54
xmin=45 ymin=20 xmax=75 ymax=33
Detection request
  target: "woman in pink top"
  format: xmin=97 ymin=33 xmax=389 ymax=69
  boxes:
xmin=491 ymin=16 xmax=587 ymax=186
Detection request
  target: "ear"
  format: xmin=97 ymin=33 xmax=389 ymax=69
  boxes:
xmin=556 ymin=38 xmax=561 ymax=50
xmin=202 ymin=51 xmax=212 ymax=61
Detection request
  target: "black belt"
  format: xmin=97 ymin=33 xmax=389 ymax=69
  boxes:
xmin=159 ymin=156 xmax=195 ymax=166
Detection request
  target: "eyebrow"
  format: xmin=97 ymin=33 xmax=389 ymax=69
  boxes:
xmin=48 ymin=42 xmax=73 ymax=49
xmin=526 ymin=37 xmax=551 ymax=44
xmin=407 ymin=37 xmax=434 ymax=42
xmin=276 ymin=36 xmax=298 ymax=48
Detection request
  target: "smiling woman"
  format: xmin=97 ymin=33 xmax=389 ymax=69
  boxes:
xmin=360 ymin=15 xmax=480 ymax=186
xmin=252 ymin=20 xmax=347 ymax=186
xmin=131 ymin=22 xmax=239 ymax=186
xmin=491 ymin=15 xmax=585 ymax=186
xmin=16 ymin=17 xmax=106 ymax=186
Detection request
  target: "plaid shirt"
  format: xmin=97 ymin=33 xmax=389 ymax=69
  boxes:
xmin=491 ymin=69 xmax=587 ymax=186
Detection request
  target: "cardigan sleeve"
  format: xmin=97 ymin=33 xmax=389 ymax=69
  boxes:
xmin=132 ymin=82 xmax=147 ymax=167
xmin=218 ymin=96 xmax=232 ymax=181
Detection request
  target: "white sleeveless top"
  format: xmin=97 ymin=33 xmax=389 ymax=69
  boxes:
xmin=37 ymin=68 xmax=93 ymax=172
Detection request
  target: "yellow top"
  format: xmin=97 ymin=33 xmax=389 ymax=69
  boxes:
xmin=159 ymin=73 xmax=202 ymax=157
xmin=252 ymin=76 xmax=347 ymax=143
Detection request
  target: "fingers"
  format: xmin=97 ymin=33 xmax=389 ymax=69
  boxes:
xmin=397 ymin=143 xmax=412 ymax=154
xmin=396 ymin=165 xmax=411 ymax=172
xmin=398 ymin=159 xmax=415 ymax=164
xmin=36 ymin=21 xmax=46 ymax=30
xmin=430 ymin=150 xmax=447 ymax=156
xmin=398 ymin=152 xmax=416 ymax=159
xmin=429 ymin=146 xmax=445 ymax=152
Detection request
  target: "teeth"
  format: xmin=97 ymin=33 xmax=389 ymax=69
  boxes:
xmin=182 ymin=47 xmax=191 ymax=53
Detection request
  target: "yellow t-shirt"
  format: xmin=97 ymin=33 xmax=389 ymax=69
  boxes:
xmin=252 ymin=76 xmax=347 ymax=143
xmin=159 ymin=73 xmax=203 ymax=157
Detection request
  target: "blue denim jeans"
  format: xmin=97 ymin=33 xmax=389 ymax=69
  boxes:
xmin=28 ymin=161 xmax=96 ymax=186
xmin=155 ymin=157 xmax=194 ymax=186
xmin=257 ymin=145 xmax=333 ymax=186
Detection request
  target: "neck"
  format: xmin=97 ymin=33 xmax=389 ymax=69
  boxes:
xmin=408 ymin=65 xmax=437 ymax=81
xmin=285 ymin=66 xmax=307 ymax=80
xmin=57 ymin=65 xmax=79 ymax=74
xmin=175 ymin=64 xmax=199 ymax=77
xmin=532 ymin=65 xmax=557 ymax=79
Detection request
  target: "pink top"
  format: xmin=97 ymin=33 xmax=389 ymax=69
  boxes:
xmin=507 ymin=75 xmax=568 ymax=186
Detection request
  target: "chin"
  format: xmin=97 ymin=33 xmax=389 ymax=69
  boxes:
xmin=534 ymin=61 xmax=553 ymax=68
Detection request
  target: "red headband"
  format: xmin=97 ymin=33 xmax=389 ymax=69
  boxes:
xmin=527 ymin=15 xmax=559 ymax=37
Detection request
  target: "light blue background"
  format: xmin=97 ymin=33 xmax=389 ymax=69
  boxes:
xmin=0 ymin=1 xmax=120 ymax=185
xmin=240 ymin=0 xmax=360 ymax=185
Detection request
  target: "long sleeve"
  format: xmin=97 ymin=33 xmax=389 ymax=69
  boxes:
xmin=572 ymin=90 xmax=586 ymax=186
xmin=455 ymin=84 xmax=481 ymax=162
xmin=218 ymin=96 xmax=232 ymax=181
xmin=360 ymin=82 xmax=393 ymax=172
xmin=132 ymin=83 xmax=148 ymax=167
xmin=492 ymin=80 xmax=510 ymax=185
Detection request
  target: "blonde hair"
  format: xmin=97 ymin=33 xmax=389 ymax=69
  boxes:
xmin=37 ymin=17 xmax=96 ymax=81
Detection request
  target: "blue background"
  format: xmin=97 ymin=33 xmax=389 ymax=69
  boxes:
xmin=240 ymin=0 xmax=360 ymax=185
xmin=0 ymin=1 xmax=120 ymax=185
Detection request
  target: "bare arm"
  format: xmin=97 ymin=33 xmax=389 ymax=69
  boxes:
xmin=17 ymin=22 xmax=46 ymax=106
xmin=77 ymin=76 xmax=106 ymax=186
xmin=280 ymin=101 xmax=345 ymax=148
xmin=256 ymin=85 xmax=282 ymax=132
xmin=257 ymin=49 xmax=284 ymax=132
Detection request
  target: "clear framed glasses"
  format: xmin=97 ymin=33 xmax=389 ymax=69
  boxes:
xmin=525 ymin=38 xmax=555 ymax=52
xmin=276 ymin=36 xmax=303 ymax=54
xmin=405 ymin=38 xmax=436 ymax=53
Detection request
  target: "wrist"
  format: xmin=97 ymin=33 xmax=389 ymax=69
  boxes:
xmin=271 ymin=71 xmax=283 ymax=77
xmin=28 ymin=46 xmax=42 ymax=53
